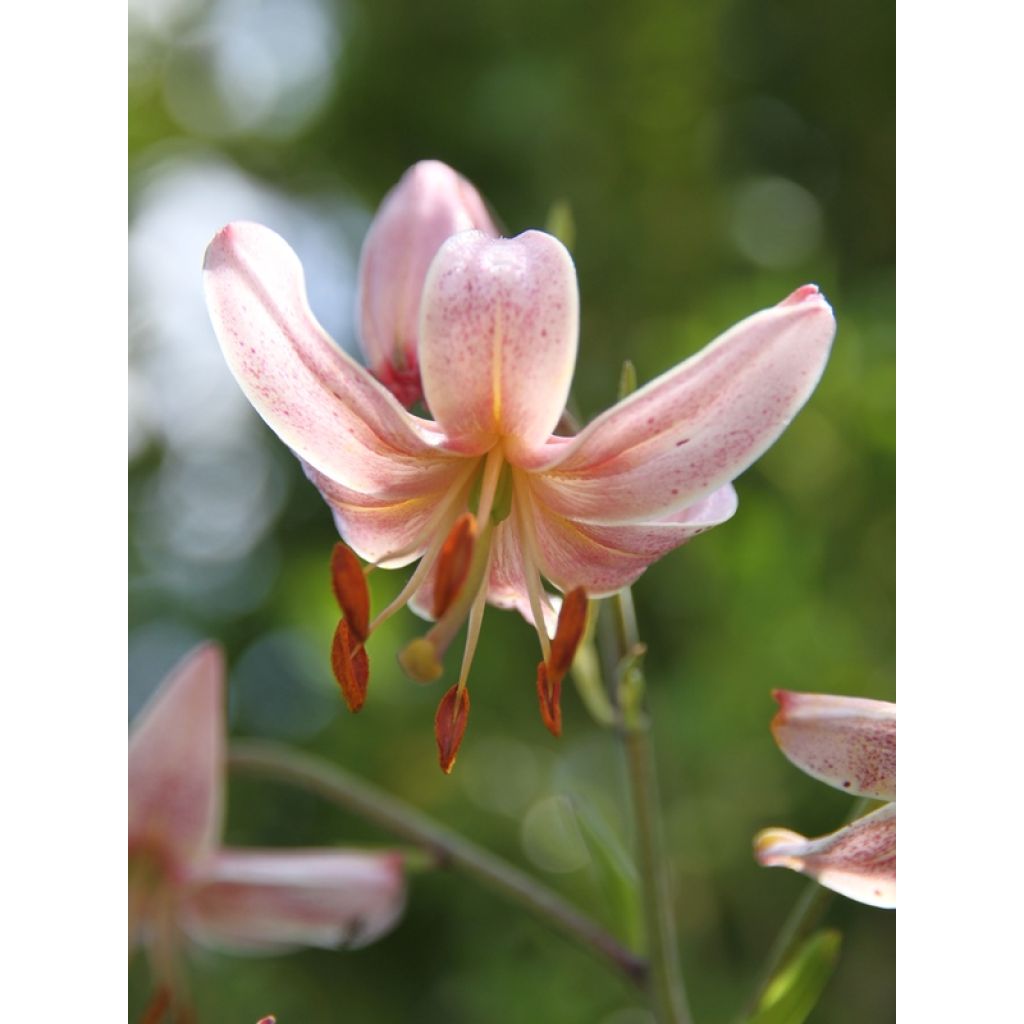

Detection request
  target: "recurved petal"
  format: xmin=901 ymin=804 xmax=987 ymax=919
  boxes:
xmin=183 ymin=849 xmax=406 ymax=952
xmin=128 ymin=644 xmax=225 ymax=870
xmin=304 ymin=460 xmax=472 ymax=567
xmin=419 ymin=231 xmax=579 ymax=458
xmin=754 ymin=803 xmax=896 ymax=909
xmin=204 ymin=221 xmax=455 ymax=493
xmin=527 ymin=286 xmax=835 ymax=523
xmin=771 ymin=690 xmax=896 ymax=800
xmin=528 ymin=483 xmax=738 ymax=596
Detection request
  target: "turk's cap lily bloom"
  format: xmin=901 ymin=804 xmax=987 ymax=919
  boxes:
xmin=357 ymin=160 xmax=497 ymax=407
xmin=129 ymin=644 xmax=406 ymax=998
xmin=204 ymin=216 xmax=835 ymax=770
xmin=754 ymin=690 xmax=896 ymax=909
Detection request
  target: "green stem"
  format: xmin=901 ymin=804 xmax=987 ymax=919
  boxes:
xmin=229 ymin=740 xmax=647 ymax=986
xmin=608 ymin=590 xmax=694 ymax=1024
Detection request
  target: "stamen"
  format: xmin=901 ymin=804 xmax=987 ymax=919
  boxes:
xmin=331 ymin=620 xmax=370 ymax=712
xmin=455 ymin=546 xmax=494 ymax=691
xmin=534 ymin=587 xmax=587 ymax=737
xmin=549 ymin=587 xmax=588 ymax=678
xmin=398 ymin=637 xmax=444 ymax=683
xmin=366 ymin=467 xmax=479 ymax=635
xmin=330 ymin=542 xmax=370 ymax=643
xmin=511 ymin=471 xmax=552 ymax=662
xmin=139 ymin=986 xmax=172 ymax=1024
xmin=435 ymin=683 xmax=471 ymax=774
xmin=433 ymin=513 xmax=477 ymax=618
xmin=536 ymin=662 xmax=562 ymax=737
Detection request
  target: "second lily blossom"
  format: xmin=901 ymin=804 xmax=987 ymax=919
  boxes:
xmin=754 ymin=691 xmax=897 ymax=909
xmin=204 ymin=161 xmax=837 ymax=771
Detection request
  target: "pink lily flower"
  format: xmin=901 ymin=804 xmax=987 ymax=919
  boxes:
xmin=357 ymin=160 xmax=496 ymax=407
xmin=754 ymin=690 xmax=896 ymax=909
xmin=203 ymin=219 xmax=835 ymax=770
xmin=129 ymin=644 xmax=406 ymax=1009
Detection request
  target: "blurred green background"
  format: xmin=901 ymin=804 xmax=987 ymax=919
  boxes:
xmin=129 ymin=0 xmax=894 ymax=1020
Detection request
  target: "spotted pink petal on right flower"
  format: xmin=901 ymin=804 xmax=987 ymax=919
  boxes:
xmin=755 ymin=803 xmax=896 ymax=909
xmin=771 ymin=690 xmax=896 ymax=801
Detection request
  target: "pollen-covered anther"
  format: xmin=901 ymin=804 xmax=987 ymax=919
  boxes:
xmin=433 ymin=513 xmax=478 ymax=618
xmin=533 ymin=587 xmax=586 ymax=737
xmin=435 ymin=684 xmax=471 ymax=774
xmin=331 ymin=619 xmax=370 ymax=713
xmin=330 ymin=542 xmax=370 ymax=643
xmin=549 ymin=587 xmax=588 ymax=678
xmin=536 ymin=663 xmax=562 ymax=737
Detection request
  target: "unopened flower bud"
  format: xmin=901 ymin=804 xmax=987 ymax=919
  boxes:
xmin=358 ymin=160 xmax=497 ymax=407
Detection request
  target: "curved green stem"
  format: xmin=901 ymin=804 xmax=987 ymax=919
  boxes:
xmin=228 ymin=740 xmax=647 ymax=985
xmin=608 ymin=590 xmax=694 ymax=1024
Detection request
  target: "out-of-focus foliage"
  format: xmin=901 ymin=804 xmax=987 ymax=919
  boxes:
xmin=129 ymin=0 xmax=893 ymax=1020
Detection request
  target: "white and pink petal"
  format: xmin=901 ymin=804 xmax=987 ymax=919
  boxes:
xmin=771 ymin=690 xmax=896 ymax=801
xmin=182 ymin=849 xmax=406 ymax=953
xmin=304 ymin=460 xmax=473 ymax=567
xmin=128 ymin=644 xmax=226 ymax=870
xmin=419 ymin=231 xmax=579 ymax=458
xmin=204 ymin=221 xmax=454 ymax=494
xmin=527 ymin=484 xmax=738 ymax=596
xmin=754 ymin=803 xmax=896 ymax=909
xmin=526 ymin=287 xmax=835 ymax=523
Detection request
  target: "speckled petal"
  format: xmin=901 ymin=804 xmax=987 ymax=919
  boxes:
xmin=128 ymin=645 xmax=225 ymax=870
xmin=771 ymin=690 xmax=896 ymax=800
xmin=304 ymin=460 xmax=473 ymax=567
xmin=358 ymin=161 xmax=496 ymax=405
xmin=528 ymin=483 xmax=738 ymax=596
xmin=525 ymin=286 xmax=835 ymax=522
xmin=183 ymin=849 xmax=406 ymax=952
xmin=418 ymin=231 xmax=578 ymax=458
xmin=204 ymin=221 xmax=454 ymax=494
xmin=755 ymin=803 xmax=896 ymax=909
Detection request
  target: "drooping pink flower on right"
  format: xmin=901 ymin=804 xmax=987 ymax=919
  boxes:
xmin=755 ymin=690 xmax=896 ymax=909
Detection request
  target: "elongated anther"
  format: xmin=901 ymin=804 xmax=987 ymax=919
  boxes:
xmin=549 ymin=587 xmax=587 ymax=678
xmin=435 ymin=684 xmax=471 ymax=774
xmin=331 ymin=619 xmax=370 ymax=712
xmin=536 ymin=662 xmax=562 ymax=737
xmin=330 ymin=542 xmax=370 ymax=643
xmin=433 ymin=513 xmax=477 ymax=619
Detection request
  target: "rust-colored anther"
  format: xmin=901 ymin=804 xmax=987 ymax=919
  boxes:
xmin=536 ymin=662 xmax=562 ymax=737
xmin=435 ymin=684 xmax=471 ymax=774
xmin=331 ymin=619 xmax=370 ymax=713
xmin=139 ymin=985 xmax=173 ymax=1024
xmin=433 ymin=513 xmax=477 ymax=619
xmin=549 ymin=587 xmax=588 ymax=678
xmin=330 ymin=542 xmax=370 ymax=643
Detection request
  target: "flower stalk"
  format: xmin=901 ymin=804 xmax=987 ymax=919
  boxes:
xmin=228 ymin=740 xmax=647 ymax=984
xmin=608 ymin=587 xmax=694 ymax=1024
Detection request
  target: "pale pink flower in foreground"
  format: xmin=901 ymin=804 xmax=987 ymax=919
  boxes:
xmin=754 ymin=690 xmax=896 ymax=909
xmin=358 ymin=160 xmax=496 ymax=407
xmin=129 ymin=644 xmax=406 ymax=1005
xmin=204 ymin=215 xmax=835 ymax=771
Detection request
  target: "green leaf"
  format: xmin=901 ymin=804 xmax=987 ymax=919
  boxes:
xmin=747 ymin=929 xmax=842 ymax=1024
xmin=571 ymin=793 xmax=643 ymax=949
